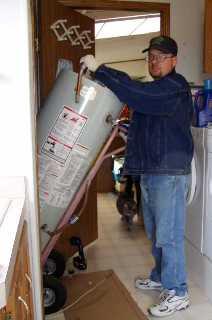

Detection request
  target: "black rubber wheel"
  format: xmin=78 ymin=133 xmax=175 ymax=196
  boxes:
xmin=43 ymin=275 xmax=67 ymax=315
xmin=44 ymin=250 xmax=66 ymax=278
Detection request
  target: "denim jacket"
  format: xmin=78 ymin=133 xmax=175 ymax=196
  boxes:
xmin=94 ymin=65 xmax=194 ymax=175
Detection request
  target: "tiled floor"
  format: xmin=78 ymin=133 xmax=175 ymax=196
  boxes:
xmin=80 ymin=193 xmax=212 ymax=320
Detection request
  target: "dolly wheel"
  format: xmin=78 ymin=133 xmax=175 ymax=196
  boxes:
xmin=44 ymin=250 xmax=66 ymax=278
xmin=43 ymin=275 xmax=67 ymax=315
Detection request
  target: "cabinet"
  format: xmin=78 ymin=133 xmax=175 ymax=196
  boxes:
xmin=204 ymin=0 xmax=212 ymax=72
xmin=0 ymin=223 xmax=34 ymax=320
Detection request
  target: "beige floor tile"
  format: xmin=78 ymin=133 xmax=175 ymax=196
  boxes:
xmin=118 ymin=254 xmax=152 ymax=268
xmin=87 ymin=256 xmax=122 ymax=270
xmin=134 ymin=290 xmax=159 ymax=312
xmin=110 ymin=236 xmax=138 ymax=246
xmin=137 ymin=242 xmax=152 ymax=253
xmin=114 ymin=244 xmax=142 ymax=256
xmin=189 ymin=285 xmax=210 ymax=305
xmin=107 ymin=231 xmax=136 ymax=240
xmin=88 ymin=239 xmax=114 ymax=249
xmin=110 ymin=266 xmax=129 ymax=281
xmin=86 ymin=246 xmax=117 ymax=260
xmin=178 ymin=302 xmax=212 ymax=320
xmin=124 ymin=264 xmax=154 ymax=281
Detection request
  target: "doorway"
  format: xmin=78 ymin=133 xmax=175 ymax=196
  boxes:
xmin=35 ymin=0 xmax=170 ymax=316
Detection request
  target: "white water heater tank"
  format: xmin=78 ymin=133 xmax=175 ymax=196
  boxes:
xmin=37 ymin=68 xmax=123 ymax=249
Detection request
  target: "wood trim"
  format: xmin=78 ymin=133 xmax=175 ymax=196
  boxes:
xmin=59 ymin=0 xmax=169 ymax=12
xmin=58 ymin=0 xmax=170 ymax=36
xmin=160 ymin=5 xmax=170 ymax=35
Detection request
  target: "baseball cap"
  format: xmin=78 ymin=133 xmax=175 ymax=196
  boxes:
xmin=142 ymin=36 xmax=178 ymax=56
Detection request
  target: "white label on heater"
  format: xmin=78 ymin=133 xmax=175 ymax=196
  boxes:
xmin=46 ymin=144 xmax=89 ymax=208
xmin=41 ymin=106 xmax=87 ymax=165
xmin=38 ymin=155 xmax=63 ymax=208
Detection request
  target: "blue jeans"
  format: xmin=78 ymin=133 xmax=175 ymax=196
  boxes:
xmin=140 ymin=174 xmax=190 ymax=296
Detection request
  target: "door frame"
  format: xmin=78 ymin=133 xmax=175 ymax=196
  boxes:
xmin=58 ymin=0 xmax=170 ymax=36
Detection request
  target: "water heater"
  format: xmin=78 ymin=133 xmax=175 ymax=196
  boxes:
xmin=37 ymin=68 xmax=123 ymax=249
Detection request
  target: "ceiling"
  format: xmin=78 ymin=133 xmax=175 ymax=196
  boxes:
xmin=77 ymin=10 xmax=160 ymax=39
xmin=76 ymin=9 xmax=157 ymax=21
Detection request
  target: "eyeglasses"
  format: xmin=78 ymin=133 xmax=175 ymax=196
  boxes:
xmin=146 ymin=53 xmax=174 ymax=63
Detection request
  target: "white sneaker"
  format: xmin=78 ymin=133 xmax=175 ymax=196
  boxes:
xmin=148 ymin=289 xmax=190 ymax=317
xmin=135 ymin=278 xmax=162 ymax=291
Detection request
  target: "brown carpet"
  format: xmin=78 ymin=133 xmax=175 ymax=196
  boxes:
xmin=61 ymin=270 xmax=148 ymax=320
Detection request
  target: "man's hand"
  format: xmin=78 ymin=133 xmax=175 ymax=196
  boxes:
xmin=80 ymin=55 xmax=99 ymax=72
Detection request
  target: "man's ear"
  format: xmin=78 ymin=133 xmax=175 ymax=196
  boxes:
xmin=172 ymin=56 xmax=177 ymax=68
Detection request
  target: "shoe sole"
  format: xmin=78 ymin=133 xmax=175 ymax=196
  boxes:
xmin=148 ymin=301 xmax=190 ymax=317
xmin=176 ymin=301 xmax=190 ymax=311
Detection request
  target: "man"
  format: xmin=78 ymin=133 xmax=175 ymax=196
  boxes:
xmin=81 ymin=35 xmax=193 ymax=317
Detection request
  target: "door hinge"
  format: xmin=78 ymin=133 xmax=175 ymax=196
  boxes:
xmin=35 ymin=38 xmax=39 ymax=52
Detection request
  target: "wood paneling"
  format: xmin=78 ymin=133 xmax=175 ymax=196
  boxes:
xmin=59 ymin=0 xmax=169 ymax=12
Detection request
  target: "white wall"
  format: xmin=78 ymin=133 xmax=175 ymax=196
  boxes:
xmin=171 ymin=0 xmax=205 ymax=84
xmin=0 ymin=1 xmax=43 ymax=319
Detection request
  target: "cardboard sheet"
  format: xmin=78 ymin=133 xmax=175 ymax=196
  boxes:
xmin=61 ymin=270 xmax=147 ymax=320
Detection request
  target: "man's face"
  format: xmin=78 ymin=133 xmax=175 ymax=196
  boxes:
xmin=147 ymin=49 xmax=177 ymax=79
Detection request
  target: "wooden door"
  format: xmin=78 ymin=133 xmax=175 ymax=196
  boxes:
xmin=38 ymin=0 xmax=97 ymax=258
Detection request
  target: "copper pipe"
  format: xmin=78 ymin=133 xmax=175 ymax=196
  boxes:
xmin=75 ymin=64 xmax=88 ymax=103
